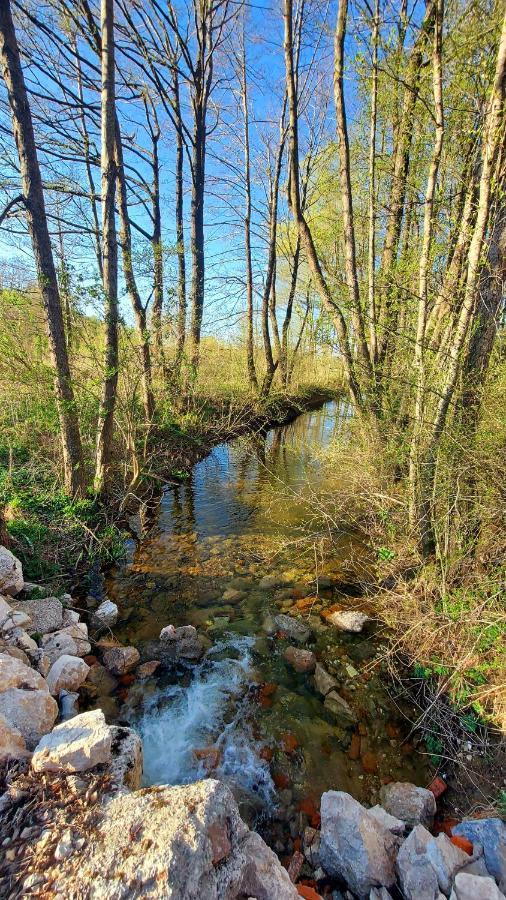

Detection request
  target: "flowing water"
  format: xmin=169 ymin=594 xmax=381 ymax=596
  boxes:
xmin=104 ymin=400 xmax=430 ymax=848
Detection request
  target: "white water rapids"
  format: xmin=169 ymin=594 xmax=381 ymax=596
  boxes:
xmin=134 ymin=635 xmax=275 ymax=804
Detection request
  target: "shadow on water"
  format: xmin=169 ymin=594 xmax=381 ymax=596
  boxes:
xmin=104 ymin=399 xmax=430 ymax=840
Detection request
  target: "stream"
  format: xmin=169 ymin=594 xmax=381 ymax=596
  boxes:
xmin=103 ymin=399 xmax=430 ymax=852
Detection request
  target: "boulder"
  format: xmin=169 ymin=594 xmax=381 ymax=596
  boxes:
xmin=452 ymin=819 xmax=506 ymax=890
xmin=31 ymin=709 xmax=112 ymax=773
xmin=61 ymin=623 xmax=91 ymax=656
xmin=369 ymin=890 xmax=395 ymax=900
xmin=103 ymin=645 xmax=140 ymax=675
xmin=0 ymin=643 xmax=30 ymax=665
xmin=319 ymin=791 xmax=396 ymax=898
xmin=0 ymin=595 xmax=13 ymax=627
xmin=396 ymin=824 xmax=439 ymax=900
xmin=12 ymin=596 xmax=63 ymax=634
xmin=85 ymin=661 xmax=118 ymax=696
xmin=0 ymin=688 xmax=58 ymax=748
xmin=109 ymin=725 xmax=143 ymax=791
xmin=158 ymin=624 xmax=205 ymax=662
xmin=0 ymin=547 xmax=23 ymax=596
xmin=90 ymin=599 xmax=118 ymax=631
xmin=326 ymin=610 xmax=370 ymax=632
xmin=0 ymin=651 xmax=48 ymax=692
xmin=450 ymin=872 xmax=506 ymax=900
xmin=46 ymin=655 xmax=90 ymax=696
xmin=40 ymin=629 xmax=80 ymax=663
xmin=283 ymin=646 xmax=316 ymax=673
xmin=425 ymin=833 xmax=469 ymax=895
xmin=0 ymin=712 xmax=29 ymax=762
xmin=273 ymin=614 xmax=311 ymax=643
xmin=136 ymin=660 xmax=160 ymax=679
xmin=379 ymin=782 xmax=436 ymax=829
xmin=43 ymin=778 xmax=299 ymax=899
xmin=324 ymin=690 xmax=356 ymax=727
xmin=368 ymin=806 xmax=406 ymax=836
xmin=4 ymin=627 xmax=38 ymax=654
xmin=314 ymin=663 xmax=338 ymax=697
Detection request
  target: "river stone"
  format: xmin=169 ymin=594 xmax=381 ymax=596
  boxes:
xmin=379 ymin=782 xmax=436 ymax=829
xmin=136 ymin=660 xmax=161 ymax=679
xmin=369 ymin=890 xmax=395 ymax=900
xmin=59 ymin=690 xmax=80 ymax=721
xmin=32 ymin=709 xmax=112 ymax=773
xmin=90 ymin=599 xmax=118 ymax=631
xmin=368 ymin=805 xmax=406 ymax=835
xmin=46 ymin=655 xmax=90 ymax=696
xmin=314 ymin=662 xmax=338 ymax=696
xmin=40 ymin=630 xmax=80 ymax=664
xmin=273 ymin=614 xmax=311 ymax=643
xmin=109 ymin=725 xmax=143 ymax=792
xmin=5 ymin=627 xmax=38 ymax=654
xmin=0 ymin=651 xmax=48 ymax=692
xmin=452 ymin=819 xmax=506 ymax=890
xmin=396 ymin=824 xmax=439 ymax=900
xmin=85 ymin=661 xmax=118 ymax=695
xmin=319 ymin=791 xmax=396 ymax=898
xmin=0 ymin=595 xmax=13 ymax=627
xmin=12 ymin=596 xmax=63 ymax=634
xmin=46 ymin=779 xmax=299 ymax=899
xmin=0 ymin=643 xmax=30 ymax=666
xmin=326 ymin=610 xmax=370 ymax=632
xmin=324 ymin=690 xmax=356 ymax=727
xmin=102 ymin=645 xmax=140 ymax=675
xmin=450 ymin=872 xmax=506 ymax=900
xmin=0 ymin=547 xmax=23 ymax=596
xmin=221 ymin=588 xmax=246 ymax=603
xmin=425 ymin=833 xmax=469 ymax=894
xmin=0 ymin=712 xmax=29 ymax=762
xmin=283 ymin=646 xmax=316 ymax=673
xmin=0 ymin=688 xmax=58 ymax=748
xmin=158 ymin=624 xmax=205 ymax=661
xmin=61 ymin=623 xmax=91 ymax=656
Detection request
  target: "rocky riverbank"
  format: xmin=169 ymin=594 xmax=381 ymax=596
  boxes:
xmin=1 ymin=544 xmax=505 ymax=899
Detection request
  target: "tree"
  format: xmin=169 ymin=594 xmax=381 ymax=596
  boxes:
xmin=0 ymin=0 xmax=85 ymax=496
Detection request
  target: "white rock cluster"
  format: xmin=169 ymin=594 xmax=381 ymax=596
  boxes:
xmin=316 ymin=786 xmax=506 ymax=899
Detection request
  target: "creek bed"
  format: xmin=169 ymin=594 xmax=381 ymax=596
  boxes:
xmin=104 ymin=400 xmax=430 ymax=851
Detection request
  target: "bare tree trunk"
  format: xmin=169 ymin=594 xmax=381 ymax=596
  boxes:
xmin=73 ymin=33 xmax=102 ymax=280
xmin=189 ymin=107 xmax=205 ymax=375
xmin=367 ymin=0 xmax=379 ymax=362
xmin=0 ymin=0 xmax=85 ymax=496
xmin=260 ymin=128 xmax=285 ymax=397
xmin=283 ymin=0 xmax=365 ymax=414
xmin=114 ymin=125 xmax=155 ymax=423
xmin=377 ymin=0 xmax=435 ymax=364
xmin=280 ymin=235 xmax=301 ymax=386
xmin=334 ymin=0 xmax=373 ymax=383
xmin=408 ymin=0 xmax=444 ymax=526
xmin=94 ymin=0 xmax=118 ymax=494
xmin=417 ymin=7 xmax=506 ymax=556
xmin=239 ymin=29 xmax=258 ymax=391
xmin=173 ymin=67 xmax=187 ymax=374
xmin=145 ymin=100 xmax=164 ymax=368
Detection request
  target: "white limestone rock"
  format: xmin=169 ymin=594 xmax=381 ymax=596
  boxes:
xmin=0 ymin=651 xmax=48 ymax=692
xmin=0 ymin=712 xmax=29 ymax=762
xmin=90 ymin=599 xmax=118 ymax=631
xmin=273 ymin=614 xmax=311 ymax=643
xmin=368 ymin=805 xmax=406 ymax=836
xmin=0 ymin=688 xmax=58 ymax=748
xmin=12 ymin=596 xmax=63 ymax=634
xmin=396 ymin=824 xmax=439 ymax=900
xmin=32 ymin=709 xmax=112 ymax=773
xmin=319 ymin=791 xmax=396 ymax=898
xmin=314 ymin=662 xmax=338 ymax=697
xmin=326 ymin=610 xmax=370 ymax=632
xmin=450 ymin=872 xmax=506 ymax=900
xmin=379 ymin=782 xmax=437 ymax=829
xmin=0 ymin=547 xmax=23 ymax=596
xmin=46 ymin=655 xmax=90 ymax=696
xmin=46 ymin=779 xmax=299 ymax=899
xmin=109 ymin=725 xmax=143 ymax=792
xmin=425 ymin=833 xmax=469 ymax=895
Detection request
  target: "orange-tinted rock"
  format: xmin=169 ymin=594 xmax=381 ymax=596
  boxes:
xmin=259 ymin=746 xmax=274 ymax=762
xmin=118 ymin=673 xmax=135 ymax=686
xmin=293 ymin=837 xmax=302 ymax=852
xmin=297 ymin=885 xmax=322 ymax=900
xmin=207 ymin=821 xmax=231 ymax=866
xmin=361 ymin=752 xmax=378 ymax=774
xmin=320 ymin=603 xmax=344 ymax=623
xmin=435 ymin=816 xmax=460 ymax=837
xmin=280 ymin=732 xmax=299 ymax=754
xmin=348 ymin=734 xmax=361 ymax=761
xmin=257 ymin=682 xmax=277 ymax=708
xmin=428 ymin=776 xmax=447 ymax=798
xmin=275 ymin=631 xmax=289 ymax=640
xmin=450 ymin=835 xmax=473 ymax=855
xmin=401 ymin=742 xmax=414 ymax=756
xmin=194 ymin=746 xmax=222 ymax=771
xmin=273 ymin=772 xmax=290 ymax=790
xmin=283 ymin=646 xmax=316 ymax=674
xmin=358 ymin=722 xmax=368 ymax=736
xmin=83 ymin=655 xmax=98 ymax=666
xmin=299 ymin=797 xmax=321 ymax=828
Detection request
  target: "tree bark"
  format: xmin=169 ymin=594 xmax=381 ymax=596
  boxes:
xmin=367 ymin=0 xmax=379 ymax=363
xmin=0 ymin=0 xmax=85 ymax=496
xmin=240 ymin=29 xmax=258 ymax=391
xmin=417 ymin=7 xmax=506 ymax=556
xmin=173 ymin=66 xmax=187 ymax=373
xmin=94 ymin=0 xmax=119 ymax=494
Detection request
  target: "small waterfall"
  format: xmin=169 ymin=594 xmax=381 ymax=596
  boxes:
xmin=135 ymin=635 xmax=275 ymax=805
